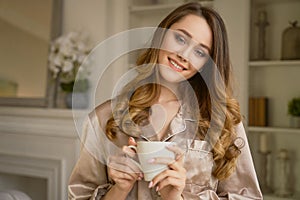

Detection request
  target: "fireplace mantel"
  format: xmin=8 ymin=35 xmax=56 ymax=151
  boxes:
xmin=0 ymin=106 xmax=82 ymax=200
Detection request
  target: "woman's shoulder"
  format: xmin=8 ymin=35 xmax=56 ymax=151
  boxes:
xmin=94 ymin=99 xmax=112 ymax=115
xmin=90 ymin=99 xmax=113 ymax=130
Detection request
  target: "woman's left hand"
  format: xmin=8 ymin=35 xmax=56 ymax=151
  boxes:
xmin=149 ymin=144 xmax=186 ymax=200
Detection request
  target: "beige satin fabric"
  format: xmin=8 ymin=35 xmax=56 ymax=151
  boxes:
xmin=68 ymin=101 xmax=262 ymax=200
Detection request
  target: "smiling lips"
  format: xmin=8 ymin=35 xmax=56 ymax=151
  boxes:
xmin=168 ymin=57 xmax=186 ymax=72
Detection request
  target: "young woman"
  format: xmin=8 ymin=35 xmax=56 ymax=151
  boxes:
xmin=68 ymin=2 xmax=262 ymax=200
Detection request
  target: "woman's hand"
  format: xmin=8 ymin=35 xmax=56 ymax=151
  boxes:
xmin=149 ymin=144 xmax=186 ymax=200
xmin=107 ymin=137 xmax=143 ymax=192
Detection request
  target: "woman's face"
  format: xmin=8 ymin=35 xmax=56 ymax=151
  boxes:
xmin=158 ymin=14 xmax=212 ymax=83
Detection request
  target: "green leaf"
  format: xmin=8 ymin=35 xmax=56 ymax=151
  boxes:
xmin=60 ymin=79 xmax=89 ymax=93
xmin=73 ymin=79 xmax=89 ymax=92
xmin=60 ymin=81 xmax=74 ymax=93
xmin=288 ymin=98 xmax=300 ymax=116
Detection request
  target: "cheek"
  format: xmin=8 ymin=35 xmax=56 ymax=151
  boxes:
xmin=158 ymin=50 xmax=168 ymax=64
xmin=161 ymin=33 xmax=182 ymax=53
xmin=189 ymin=57 xmax=209 ymax=72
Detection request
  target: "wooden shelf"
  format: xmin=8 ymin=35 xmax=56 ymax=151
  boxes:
xmin=130 ymin=1 xmax=213 ymax=13
xmin=264 ymin=193 xmax=299 ymax=200
xmin=248 ymin=126 xmax=300 ymax=134
xmin=130 ymin=3 xmax=181 ymax=13
xmin=254 ymin=0 xmax=300 ymax=6
xmin=249 ymin=60 xmax=300 ymax=67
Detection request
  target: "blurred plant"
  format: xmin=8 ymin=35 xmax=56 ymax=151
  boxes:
xmin=288 ymin=97 xmax=300 ymax=117
xmin=48 ymin=32 xmax=91 ymax=92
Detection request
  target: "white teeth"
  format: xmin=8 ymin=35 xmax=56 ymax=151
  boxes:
xmin=170 ymin=59 xmax=183 ymax=70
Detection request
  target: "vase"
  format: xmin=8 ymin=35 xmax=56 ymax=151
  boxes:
xmin=290 ymin=116 xmax=300 ymax=128
xmin=65 ymin=92 xmax=88 ymax=109
xmin=281 ymin=21 xmax=300 ymax=60
xmin=48 ymin=71 xmax=61 ymax=108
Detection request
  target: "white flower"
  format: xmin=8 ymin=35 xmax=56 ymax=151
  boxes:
xmin=59 ymin=42 xmax=73 ymax=56
xmin=48 ymin=31 xmax=90 ymax=85
xmin=53 ymin=54 xmax=63 ymax=66
xmin=49 ymin=64 xmax=60 ymax=78
xmin=62 ymin=60 xmax=73 ymax=73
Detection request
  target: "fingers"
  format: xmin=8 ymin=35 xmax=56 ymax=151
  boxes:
xmin=151 ymin=170 xmax=181 ymax=185
xmin=149 ymin=156 xmax=183 ymax=172
xmin=108 ymin=155 xmax=141 ymax=174
xmin=149 ymin=169 xmax=186 ymax=191
xmin=166 ymin=144 xmax=185 ymax=161
xmin=149 ymin=157 xmax=173 ymax=165
xmin=108 ymin=167 xmax=137 ymax=181
xmin=122 ymin=145 xmax=136 ymax=158
xmin=123 ymin=137 xmax=137 ymax=158
xmin=108 ymin=157 xmax=144 ymax=184
xmin=149 ymin=165 xmax=186 ymax=187
xmin=128 ymin=137 xmax=137 ymax=146
xmin=147 ymin=144 xmax=185 ymax=170
xmin=156 ymin=176 xmax=184 ymax=191
xmin=148 ymin=145 xmax=186 ymax=192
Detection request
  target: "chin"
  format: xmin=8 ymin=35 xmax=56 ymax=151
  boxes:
xmin=158 ymin=66 xmax=187 ymax=83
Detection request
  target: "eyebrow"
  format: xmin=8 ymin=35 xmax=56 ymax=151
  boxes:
xmin=176 ymin=28 xmax=211 ymax=54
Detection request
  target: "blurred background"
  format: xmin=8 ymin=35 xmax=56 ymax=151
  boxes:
xmin=0 ymin=0 xmax=299 ymax=199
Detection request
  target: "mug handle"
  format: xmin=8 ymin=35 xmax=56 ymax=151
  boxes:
xmin=127 ymin=145 xmax=137 ymax=152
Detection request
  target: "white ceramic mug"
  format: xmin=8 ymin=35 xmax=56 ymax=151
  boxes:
xmin=128 ymin=141 xmax=175 ymax=181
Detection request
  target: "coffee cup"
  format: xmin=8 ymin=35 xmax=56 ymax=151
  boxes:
xmin=128 ymin=141 xmax=175 ymax=181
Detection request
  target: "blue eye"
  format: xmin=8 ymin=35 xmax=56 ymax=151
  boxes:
xmin=194 ymin=48 xmax=206 ymax=58
xmin=174 ymin=33 xmax=186 ymax=45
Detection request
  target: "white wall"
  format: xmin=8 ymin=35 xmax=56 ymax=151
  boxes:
xmin=63 ymin=0 xmax=131 ymax=105
xmin=214 ymin=0 xmax=250 ymax=119
xmin=63 ymin=0 xmax=107 ymax=44
xmin=0 ymin=0 xmax=52 ymax=98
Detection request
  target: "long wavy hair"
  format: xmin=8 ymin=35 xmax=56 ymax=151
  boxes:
xmin=106 ymin=2 xmax=242 ymax=180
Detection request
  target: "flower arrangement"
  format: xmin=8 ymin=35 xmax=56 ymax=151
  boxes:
xmin=48 ymin=32 xmax=90 ymax=93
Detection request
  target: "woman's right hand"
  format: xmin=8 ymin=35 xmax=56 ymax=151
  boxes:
xmin=107 ymin=137 xmax=143 ymax=192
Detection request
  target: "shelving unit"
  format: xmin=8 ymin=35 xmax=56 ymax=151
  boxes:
xmin=123 ymin=0 xmax=300 ymax=196
xmin=129 ymin=1 xmax=213 ymax=14
xmin=249 ymin=60 xmax=300 ymax=67
xmin=130 ymin=3 xmax=182 ymax=13
xmin=248 ymin=0 xmax=300 ymax=127
xmin=248 ymin=126 xmax=300 ymax=134
xmin=129 ymin=1 xmax=214 ymax=28
xmin=264 ymin=194 xmax=299 ymax=200
xmin=248 ymin=0 xmax=300 ymax=196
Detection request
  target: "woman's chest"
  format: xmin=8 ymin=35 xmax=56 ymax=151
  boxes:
xmin=184 ymin=139 xmax=215 ymax=186
xmin=148 ymin=102 xmax=180 ymax=141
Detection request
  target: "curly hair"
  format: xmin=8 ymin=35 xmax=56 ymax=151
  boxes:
xmin=106 ymin=2 xmax=242 ymax=180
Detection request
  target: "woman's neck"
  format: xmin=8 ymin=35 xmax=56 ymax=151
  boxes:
xmin=157 ymin=85 xmax=179 ymax=104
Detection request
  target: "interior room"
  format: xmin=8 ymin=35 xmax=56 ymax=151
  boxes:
xmin=0 ymin=0 xmax=299 ymax=199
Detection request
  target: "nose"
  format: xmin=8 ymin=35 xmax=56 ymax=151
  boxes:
xmin=177 ymin=45 xmax=193 ymax=62
xmin=176 ymin=53 xmax=188 ymax=62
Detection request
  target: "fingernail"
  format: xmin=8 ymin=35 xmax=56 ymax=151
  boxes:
xmin=148 ymin=181 xmax=153 ymax=188
xmin=138 ymin=176 xmax=142 ymax=181
xmin=140 ymin=173 xmax=144 ymax=178
xmin=156 ymin=186 xmax=159 ymax=191
xmin=129 ymin=137 xmax=135 ymax=142
xmin=148 ymin=158 xmax=155 ymax=163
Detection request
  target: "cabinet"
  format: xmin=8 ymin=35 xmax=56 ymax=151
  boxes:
xmin=0 ymin=107 xmax=81 ymax=200
xmin=248 ymin=0 xmax=300 ymax=198
xmin=248 ymin=0 xmax=300 ymax=127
